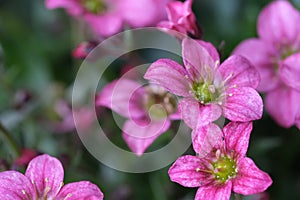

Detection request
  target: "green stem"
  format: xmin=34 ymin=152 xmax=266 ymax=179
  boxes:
xmin=234 ymin=193 xmax=243 ymax=200
xmin=0 ymin=122 xmax=21 ymax=158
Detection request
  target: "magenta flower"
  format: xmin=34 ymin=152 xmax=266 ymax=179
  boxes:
xmin=46 ymin=0 xmax=172 ymax=37
xmin=233 ymin=0 xmax=300 ymax=129
xmin=72 ymin=41 xmax=98 ymax=59
xmin=158 ymin=0 xmax=202 ymax=39
xmin=0 ymin=154 xmax=104 ymax=200
xmin=168 ymin=122 xmax=272 ymax=200
xmin=145 ymin=38 xmax=262 ymax=129
xmin=14 ymin=149 xmax=38 ymax=167
xmin=48 ymin=99 xmax=94 ymax=133
xmin=96 ymin=78 xmax=179 ymax=156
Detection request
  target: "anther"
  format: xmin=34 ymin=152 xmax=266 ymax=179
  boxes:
xmin=64 ymin=193 xmax=73 ymax=200
xmin=208 ymin=85 xmax=216 ymax=93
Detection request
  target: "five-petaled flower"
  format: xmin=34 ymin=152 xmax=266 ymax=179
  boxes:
xmin=168 ymin=122 xmax=272 ymax=200
xmin=157 ymin=0 xmax=202 ymax=39
xmin=96 ymin=78 xmax=179 ymax=156
xmin=145 ymin=38 xmax=263 ymax=129
xmin=46 ymin=0 xmax=172 ymax=38
xmin=0 ymin=154 xmax=104 ymax=200
xmin=233 ymin=0 xmax=300 ymax=129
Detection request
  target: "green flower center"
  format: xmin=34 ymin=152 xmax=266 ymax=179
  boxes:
xmin=144 ymin=87 xmax=177 ymax=120
xmin=81 ymin=0 xmax=107 ymax=14
xmin=212 ymin=156 xmax=237 ymax=183
xmin=191 ymin=82 xmax=218 ymax=104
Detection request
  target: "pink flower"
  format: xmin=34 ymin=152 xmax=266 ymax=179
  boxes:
xmin=72 ymin=41 xmax=98 ymax=59
xmin=144 ymin=38 xmax=262 ymax=129
xmin=47 ymin=100 xmax=94 ymax=133
xmin=233 ymin=0 xmax=300 ymax=129
xmin=158 ymin=0 xmax=202 ymax=39
xmin=0 ymin=154 xmax=104 ymax=200
xmin=96 ymin=78 xmax=179 ymax=156
xmin=14 ymin=149 xmax=39 ymax=167
xmin=45 ymin=0 xmax=172 ymax=37
xmin=168 ymin=122 xmax=272 ymax=200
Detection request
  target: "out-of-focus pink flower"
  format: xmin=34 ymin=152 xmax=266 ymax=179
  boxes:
xmin=45 ymin=0 xmax=172 ymax=37
xmin=72 ymin=41 xmax=98 ymax=59
xmin=168 ymin=122 xmax=272 ymax=200
xmin=14 ymin=149 xmax=39 ymax=167
xmin=0 ymin=154 xmax=104 ymax=199
xmin=233 ymin=0 xmax=300 ymax=129
xmin=13 ymin=89 xmax=32 ymax=110
xmin=96 ymin=78 xmax=179 ymax=156
xmin=158 ymin=0 xmax=202 ymax=39
xmin=145 ymin=38 xmax=262 ymax=129
xmin=48 ymin=99 xmax=94 ymax=133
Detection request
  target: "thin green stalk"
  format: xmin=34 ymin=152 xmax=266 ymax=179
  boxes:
xmin=0 ymin=122 xmax=21 ymax=158
xmin=234 ymin=193 xmax=243 ymax=200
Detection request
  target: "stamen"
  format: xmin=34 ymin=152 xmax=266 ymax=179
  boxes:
xmin=232 ymin=84 xmax=237 ymax=88
xmin=214 ymin=60 xmax=220 ymax=70
xmin=43 ymin=177 xmax=51 ymax=198
xmin=195 ymin=167 xmax=212 ymax=174
xmin=223 ymin=72 xmax=234 ymax=84
xmin=64 ymin=193 xmax=73 ymax=200
xmin=208 ymin=85 xmax=216 ymax=93
xmin=228 ymin=93 xmax=233 ymax=97
xmin=22 ymin=190 xmax=26 ymax=195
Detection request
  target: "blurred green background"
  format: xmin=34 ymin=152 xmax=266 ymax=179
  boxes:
xmin=1 ymin=0 xmax=300 ymax=199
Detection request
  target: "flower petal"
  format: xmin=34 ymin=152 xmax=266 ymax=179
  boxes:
xmin=224 ymin=87 xmax=263 ymax=122
xmin=219 ymin=55 xmax=260 ymax=88
xmin=0 ymin=171 xmax=35 ymax=200
xmin=45 ymin=0 xmax=83 ymax=16
xmin=258 ymin=0 xmax=300 ymax=45
xmin=56 ymin=181 xmax=103 ymax=200
xmin=280 ymin=52 xmax=300 ymax=91
xmin=182 ymin=39 xmax=218 ymax=79
xmin=96 ymin=79 xmax=146 ymax=119
xmin=84 ymin=12 xmax=123 ymax=37
xmin=233 ymin=157 xmax=272 ymax=195
xmin=232 ymin=38 xmax=279 ymax=92
xmin=223 ymin=122 xmax=252 ymax=157
xmin=179 ymin=98 xmax=222 ymax=129
xmin=265 ymin=86 xmax=300 ymax=128
xmin=192 ymin=123 xmax=222 ymax=157
xmin=122 ymin=118 xmax=171 ymax=156
xmin=168 ymin=155 xmax=211 ymax=187
xmin=144 ymin=58 xmax=190 ymax=97
xmin=25 ymin=154 xmax=64 ymax=198
xmin=119 ymin=0 xmax=170 ymax=27
xmin=195 ymin=181 xmax=232 ymax=200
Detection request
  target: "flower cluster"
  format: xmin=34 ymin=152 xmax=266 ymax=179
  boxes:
xmin=144 ymin=36 xmax=272 ymax=199
xmin=4 ymin=0 xmax=300 ymax=199
xmin=46 ymin=0 xmax=173 ymax=38
xmin=233 ymin=0 xmax=300 ymax=129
